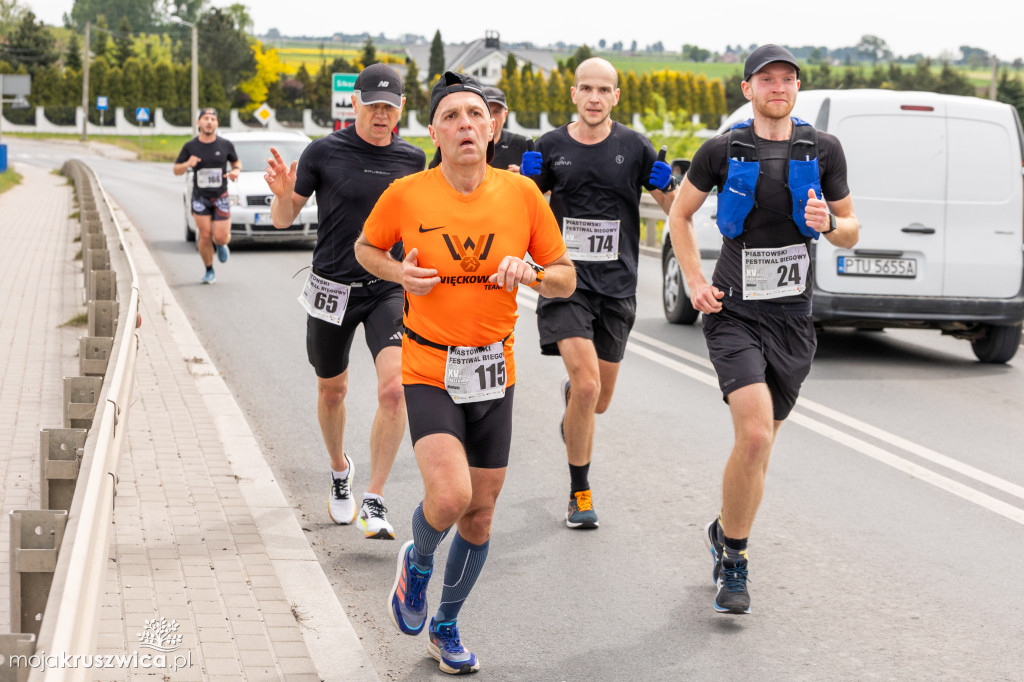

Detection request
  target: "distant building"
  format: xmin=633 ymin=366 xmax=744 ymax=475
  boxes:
xmin=405 ymin=31 xmax=558 ymax=87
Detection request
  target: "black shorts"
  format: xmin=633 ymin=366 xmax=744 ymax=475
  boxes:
xmin=306 ymin=286 xmax=404 ymax=378
xmin=536 ymin=288 xmax=637 ymax=363
xmin=404 ymin=384 xmax=516 ymax=469
xmin=702 ymin=297 xmax=817 ymax=421
xmin=190 ymin=190 xmax=230 ymax=221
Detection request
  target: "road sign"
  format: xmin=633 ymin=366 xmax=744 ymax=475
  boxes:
xmin=135 ymin=107 xmax=150 ymax=123
xmin=331 ymin=73 xmax=357 ymax=119
xmin=97 ymin=96 xmax=108 ymax=111
xmin=253 ymin=103 xmax=272 ymax=127
xmin=0 ymin=74 xmax=30 ymax=96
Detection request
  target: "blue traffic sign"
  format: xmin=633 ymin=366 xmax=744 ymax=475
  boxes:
xmin=96 ymin=96 xmax=108 ymax=111
xmin=135 ymin=107 xmax=150 ymax=122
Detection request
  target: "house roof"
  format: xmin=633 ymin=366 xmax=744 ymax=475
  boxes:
xmin=405 ymin=39 xmax=557 ymax=83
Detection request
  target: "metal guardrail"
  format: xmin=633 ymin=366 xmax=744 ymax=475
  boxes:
xmin=11 ymin=161 xmax=140 ymax=682
xmin=639 ymin=193 xmax=669 ymax=249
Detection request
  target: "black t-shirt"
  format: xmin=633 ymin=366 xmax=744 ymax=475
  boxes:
xmin=176 ymin=137 xmax=238 ymax=198
xmin=531 ymin=122 xmax=659 ymax=298
xmin=294 ymin=125 xmax=425 ymax=293
xmin=428 ymin=129 xmax=535 ymax=171
xmin=687 ymin=126 xmax=850 ymax=305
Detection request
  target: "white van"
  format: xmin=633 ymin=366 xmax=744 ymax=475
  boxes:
xmin=682 ymin=89 xmax=1024 ymax=363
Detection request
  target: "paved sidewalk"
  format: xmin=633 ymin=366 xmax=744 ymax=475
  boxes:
xmin=0 ymin=161 xmax=379 ymax=680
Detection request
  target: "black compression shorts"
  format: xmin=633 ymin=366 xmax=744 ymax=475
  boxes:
xmin=403 ymin=383 xmax=515 ymax=469
xmin=536 ymin=288 xmax=637 ymax=363
xmin=306 ymin=286 xmax=404 ymax=378
xmin=702 ymin=297 xmax=816 ymax=421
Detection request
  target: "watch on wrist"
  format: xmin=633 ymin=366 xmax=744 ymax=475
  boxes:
xmin=527 ymin=262 xmax=545 ymax=287
xmin=824 ymin=213 xmax=837 ymax=234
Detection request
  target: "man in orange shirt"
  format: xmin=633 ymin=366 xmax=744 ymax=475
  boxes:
xmin=355 ymin=71 xmax=575 ymax=675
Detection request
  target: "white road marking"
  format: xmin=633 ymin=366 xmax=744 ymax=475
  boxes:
xmin=517 ymin=289 xmax=1024 ymax=523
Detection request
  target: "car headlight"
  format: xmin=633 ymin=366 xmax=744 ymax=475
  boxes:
xmin=228 ymin=194 xmax=241 ymax=206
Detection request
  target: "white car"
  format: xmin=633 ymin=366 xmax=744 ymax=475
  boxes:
xmin=183 ymin=130 xmax=318 ymax=243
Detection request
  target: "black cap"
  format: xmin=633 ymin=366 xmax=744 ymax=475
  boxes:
xmin=429 ymin=71 xmax=489 ymax=123
xmin=197 ymin=107 xmax=218 ymax=121
xmin=743 ymin=44 xmax=800 ymax=81
xmin=354 ymin=63 xmax=404 ymax=108
xmin=483 ymin=86 xmax=507 ymax=110
xmin=429 ymin=72 xmax=494 ymax=164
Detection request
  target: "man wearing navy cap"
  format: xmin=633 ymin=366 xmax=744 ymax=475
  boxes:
xmin=263 ymin=62 xmax=425 ymax=541
xmin=669 ymin=44 xmax=859 ymax=614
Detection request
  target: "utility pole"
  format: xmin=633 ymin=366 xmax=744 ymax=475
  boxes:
xmin=170 ymin=16 xmax=199 ymax=135
xmin=81 ymin=21 xmax=90 ymax=141
xmin=989 ymin=55 xmax=999 ymax=101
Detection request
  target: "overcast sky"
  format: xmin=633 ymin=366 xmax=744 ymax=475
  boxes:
xmin=30 ymin=0 xmax=1024 ymax=62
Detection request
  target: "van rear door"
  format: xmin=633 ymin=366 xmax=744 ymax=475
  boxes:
xmin=943 ymin=98 xmax=1023 ymax=299
xmin=815 ymin=92 xmax=947 ymax=297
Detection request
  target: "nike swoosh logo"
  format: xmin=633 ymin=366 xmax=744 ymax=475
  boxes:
xmin=418 ymin=224 xmax=445 ymax=233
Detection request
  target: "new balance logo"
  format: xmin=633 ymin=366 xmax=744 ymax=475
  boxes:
xmin=378 ymin=80 xmax=389 ymax=87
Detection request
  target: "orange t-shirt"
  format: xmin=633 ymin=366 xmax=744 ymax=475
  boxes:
xmin=363 ymin=166 xmax=566 ymax=389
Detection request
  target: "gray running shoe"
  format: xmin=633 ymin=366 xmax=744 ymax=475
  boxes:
xmin=714 ymin=554 xmax=751 ymax=614
xmin=566 ymin=489 xmax=598 ymax=529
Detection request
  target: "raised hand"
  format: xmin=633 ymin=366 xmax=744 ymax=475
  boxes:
xmin=264 ymin=146 xmax=298 ymax=197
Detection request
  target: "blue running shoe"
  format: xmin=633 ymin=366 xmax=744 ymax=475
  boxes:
xmin=215 ymin=242 xmax=230 ymax=263
xmin=388 ymin=539 xmax=431 ymax=635
xmin=201 ymin=269 xmax=216 ymax=285
xmin=703 ymin=518 xmax=723 ymax=585
xmin=428 ymin=618 xmax=479 ymax=675
xmin=714 ymin=554 xmax=751 ymax=614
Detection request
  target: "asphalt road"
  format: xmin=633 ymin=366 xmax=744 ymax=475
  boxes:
xmin=11 ymin=138 xmax=1024 ymax=681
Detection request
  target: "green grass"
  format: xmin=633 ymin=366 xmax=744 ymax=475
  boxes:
xmin=60 ymin=311 xmax=88 ymax=328
xmin=591 ymin=54 xmax=743 ymax=79
xmin=404 ymin=136 xmax=437 ymax=159
xmin=0 ymin=166 xmax=22 ymax=194
xmin=108 ymin=135 xmax=193 ymax=162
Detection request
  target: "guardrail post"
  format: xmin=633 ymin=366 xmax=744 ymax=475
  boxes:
xmin=83 ymin=249 xmax=109 ymax=296
xmin=63 ymin=376 xmax=101 ymax=430
xmin=39 ymin=429 xmax=87 ymax=513
xmin=9 ymin=510 xmax=67 ymax=637
xmin=88 ymin=269 xmax=116 ymax=302
xmin=83 ymin=231 xmax=106 ymax=251
xmin=0 ymin=633 xmax=36 ymax=682
xmin=644 ymin=216 xmax=658 ymax=247
xmin=79 ymin=336 xmax=114 ymax=377
xmin=87 ymin=300 xmax=117 ymax=338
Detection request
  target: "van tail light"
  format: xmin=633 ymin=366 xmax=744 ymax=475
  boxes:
xmin=900 ymin=105 xmax=935 ymax=111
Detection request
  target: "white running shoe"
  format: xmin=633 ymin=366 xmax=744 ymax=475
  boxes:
xmin=328 ymin=456 xmax=357 ymax=525
xmin=358 ymin=496 xmax=395 ymax=540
